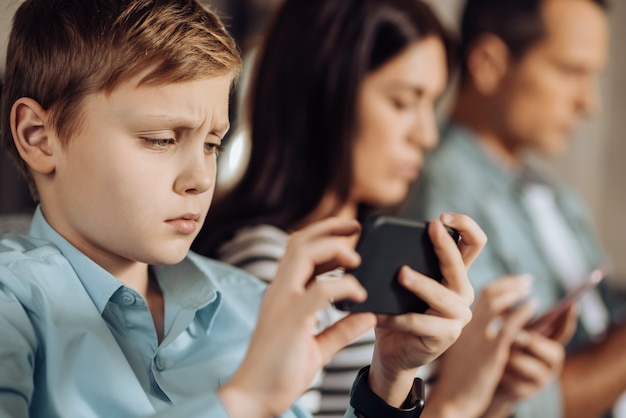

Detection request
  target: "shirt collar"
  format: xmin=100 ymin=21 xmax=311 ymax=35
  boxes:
xmin=27 ymin=206 xmax=221 ymax=315
xmin=443 ymin=121 xmax=531 ymax=193
xmin=154 ymin=257 xmax=219 ymax=311
xmin=28 ymin=206 xmax=124 ymax=313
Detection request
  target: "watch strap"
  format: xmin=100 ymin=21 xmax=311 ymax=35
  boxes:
xmin=349 ymin=365 xmax=425 ymax=418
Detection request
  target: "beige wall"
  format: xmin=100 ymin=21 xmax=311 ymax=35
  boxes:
xmin=0 ymin=1 xmax=21 ymax=77
xmin=590 ymin=0 xmax=626 ymax=286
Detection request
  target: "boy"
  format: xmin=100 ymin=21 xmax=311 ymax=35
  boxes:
xmin=0 ymin=0 xmax=484 ymax=417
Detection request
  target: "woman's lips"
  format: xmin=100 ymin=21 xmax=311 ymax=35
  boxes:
xmin=400 ymin=162 xmax=420 ymax=180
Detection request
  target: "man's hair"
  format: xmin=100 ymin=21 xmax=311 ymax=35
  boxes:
xmin=193 ymin=0 xmax=456 ymax=257
xmin=459 ymin=0 xmax=608 ymax=80
xmin=1 ymin=0 xmax=241 ymax=199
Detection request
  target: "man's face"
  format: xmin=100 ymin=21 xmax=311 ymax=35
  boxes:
xmin=45 ymin=73 xmax=232 ymax=276
xmin=495 ymin=0 xmax=608 ymax=156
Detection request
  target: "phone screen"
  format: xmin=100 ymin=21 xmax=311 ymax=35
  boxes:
xmin=526 ymin=267 xmax=605 ymax=335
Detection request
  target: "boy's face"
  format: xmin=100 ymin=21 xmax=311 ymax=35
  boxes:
xmin=45 ymin=73 xmax=232 ymax=274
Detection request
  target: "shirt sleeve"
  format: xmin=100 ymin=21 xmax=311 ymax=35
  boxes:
xmin=344 ymin=406 xmax=358 ymax=418
xmin=512 ymin=378 xmax=563 ymax=418
xmin=0 ymin=286 xmax=38 ymax=418
xmin=150 ymin=395 xmax=320 ymax=418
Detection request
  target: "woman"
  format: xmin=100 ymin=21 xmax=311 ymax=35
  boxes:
xmin=193 ymin=0 xmax=569 ymax=416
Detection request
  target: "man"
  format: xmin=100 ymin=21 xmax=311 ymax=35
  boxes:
xmin=407 ymin=0 xmax=626 ymax=417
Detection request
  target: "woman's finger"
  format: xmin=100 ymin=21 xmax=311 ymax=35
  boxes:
xmin=397 ymin=266 xmax=472 ymax=320
xmin=439 ymin=212 xmax=487 ymax=267
xmin=428 ymin=219 xmax=472 ymax=301
xmin=377 ymin=311 xmax=467 ymax=338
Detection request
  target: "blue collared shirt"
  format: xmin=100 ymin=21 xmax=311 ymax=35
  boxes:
xmin=0 ymin=208 xmax=327 ymax=417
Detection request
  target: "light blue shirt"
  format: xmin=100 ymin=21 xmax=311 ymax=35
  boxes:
xmin=0 ymin=207 xmax=331 ymax=417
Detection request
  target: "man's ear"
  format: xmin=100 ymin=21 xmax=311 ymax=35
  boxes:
xmin=466 ymin=34 xmax=510 ymax=95
xmin=11 ymin=97 xmax=56 ymax=174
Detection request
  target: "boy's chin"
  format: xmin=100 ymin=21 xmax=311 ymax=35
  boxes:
xmin=145 ymin=246 xmax=192 ymax=265
xmin=157 ymin=254 xmax=188 ymax=265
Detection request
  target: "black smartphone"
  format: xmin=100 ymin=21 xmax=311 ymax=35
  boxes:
xmin=334 ymin=215 xmax=460 ymax=315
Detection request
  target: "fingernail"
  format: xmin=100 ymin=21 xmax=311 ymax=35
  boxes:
xmin=400 ymin=266 xmax=416 ymax=284
xmin=508 ymin=296 xmax=530 ymax=311
xmin=517 ymin=274 xmax=534 ymax=291
xmin=441 ymin=213 xmax=453 ymax=224
xmin=488 ymin=317 xmax=503 ymax=335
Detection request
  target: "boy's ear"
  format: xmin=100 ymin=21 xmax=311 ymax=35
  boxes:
xmin=466 ymin=34 xmax=510 ymax=95
xmin=11 ymin=98 xmax=57 ymax=174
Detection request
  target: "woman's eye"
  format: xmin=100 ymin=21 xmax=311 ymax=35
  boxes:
xmin=392 ymin=98 xmax=416 ymax=111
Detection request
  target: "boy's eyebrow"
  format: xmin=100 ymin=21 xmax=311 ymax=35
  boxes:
xmin=138 ymin=114 xmax=230 ymax=136
xmin=213 ymin=122 xmax=231 ymax=138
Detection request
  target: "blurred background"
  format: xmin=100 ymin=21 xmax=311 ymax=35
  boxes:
xmin=1 ymin=0 xmax=625 ymax=286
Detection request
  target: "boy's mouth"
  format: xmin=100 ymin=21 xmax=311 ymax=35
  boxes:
xmin=166 ymin=213 xmax=201 ymax=234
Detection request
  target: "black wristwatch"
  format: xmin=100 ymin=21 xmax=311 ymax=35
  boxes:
xmin=349 ymin=365 xmax=424 ymax=418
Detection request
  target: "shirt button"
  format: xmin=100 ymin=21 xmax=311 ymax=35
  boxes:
xmin=155 ymin=356 xmax=165 ymax=371
xmin=119 ymin=291 xmax=136 ymax=306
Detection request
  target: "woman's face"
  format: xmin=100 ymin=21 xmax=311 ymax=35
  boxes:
xmin=351 ymin=36 xmax=447 ymax=207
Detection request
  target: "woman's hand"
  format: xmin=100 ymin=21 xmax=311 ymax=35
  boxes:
xmin=368 ymin=213 xmax=486 ymax=407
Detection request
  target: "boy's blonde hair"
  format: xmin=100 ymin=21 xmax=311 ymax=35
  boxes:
xmin=1 ymin=0 xmax=241 ymax=199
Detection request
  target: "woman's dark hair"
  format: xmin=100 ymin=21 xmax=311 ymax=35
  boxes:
xmin=193 ymin=0 xmax=455 ymax=257
xmin=459 ymin=0 xmax=608 ymax=81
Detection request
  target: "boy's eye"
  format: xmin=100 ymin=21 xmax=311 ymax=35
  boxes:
xmin=143 ymin=137 xmax=175 ymax=149
xmin=206 ymin=143 xmax=226 ymax=156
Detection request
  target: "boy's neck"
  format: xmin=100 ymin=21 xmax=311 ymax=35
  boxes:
xmin=117 ymin=263 xmax=152 ymax=296
xmin=146 ymin=268 xmax=165 ymax=343
xmin=119 ymin=264 xmax=165 ymax=343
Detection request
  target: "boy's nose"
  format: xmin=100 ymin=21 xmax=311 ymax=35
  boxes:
xmin=174 ymin=150 xmax=214 ymax=195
